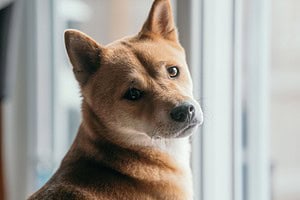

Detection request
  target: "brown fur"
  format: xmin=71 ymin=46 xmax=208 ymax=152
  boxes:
xmin=28 ymin=0 xmax=203 ymax=199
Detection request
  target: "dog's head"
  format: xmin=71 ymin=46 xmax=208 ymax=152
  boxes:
xmin=65 ymin=0 xmax=203 ymax=145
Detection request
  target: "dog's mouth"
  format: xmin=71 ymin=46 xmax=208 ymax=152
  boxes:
xmin=174 ymin=120 xmax=201 ymax=138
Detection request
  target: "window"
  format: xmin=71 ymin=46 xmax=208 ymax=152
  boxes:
xmin=3 ymin=0 xmax=300 ymax=200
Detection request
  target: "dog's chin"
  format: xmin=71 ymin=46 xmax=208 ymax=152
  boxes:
xmin=153 ymin=121 xmax=201 ymax=139
xmin=174 ymin=123 xmax=200 ymax=138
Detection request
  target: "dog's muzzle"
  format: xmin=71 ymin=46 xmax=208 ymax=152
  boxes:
xmin=170 ymin=102 xmax=203 ymax=137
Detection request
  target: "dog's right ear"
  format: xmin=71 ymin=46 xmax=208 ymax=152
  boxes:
xmin=139 ymin=0 xmax=178 ymax=42
xmin=65 ymin=30 xmax=103 ymax=86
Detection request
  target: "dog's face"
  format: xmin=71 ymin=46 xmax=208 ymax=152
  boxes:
xmin=65 ymin=0 xmax=203 ymax=144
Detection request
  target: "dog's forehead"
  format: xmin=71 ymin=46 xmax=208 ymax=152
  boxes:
xmin=105 ymin=38 xmax=186 ymax=77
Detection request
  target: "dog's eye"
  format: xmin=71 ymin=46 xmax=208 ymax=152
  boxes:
xmin=124 ymin=88 xmax=144 ymax=101
xmin=167 ymin=66 xmax=179 ymax=78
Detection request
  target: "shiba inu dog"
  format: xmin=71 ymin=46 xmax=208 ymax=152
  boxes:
xmin=28 ymin=0 xmax=203 ymax=199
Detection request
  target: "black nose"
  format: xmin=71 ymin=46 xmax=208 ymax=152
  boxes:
xmin=170 ymin=103 xmax=195 ymax=122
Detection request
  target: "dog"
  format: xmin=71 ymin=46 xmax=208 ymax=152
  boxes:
xmin=28 ymin=0 xmax=203 ymax=199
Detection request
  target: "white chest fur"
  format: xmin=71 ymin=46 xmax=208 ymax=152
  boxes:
xmin=153 ymin=137 xmax=194 ymax=200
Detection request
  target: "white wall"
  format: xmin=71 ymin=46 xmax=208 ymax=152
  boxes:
xmin=271 ymin=0 xmax=300 ymax=199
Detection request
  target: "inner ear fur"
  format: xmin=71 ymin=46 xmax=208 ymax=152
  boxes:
xmin=140 ymin=0 xmax=178 ymax=41
xmin=65 ymin=30 xmax=103 ymax=86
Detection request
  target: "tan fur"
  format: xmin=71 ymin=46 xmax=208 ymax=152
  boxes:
xmin=28 ymin=0 xmax=203 ymax=199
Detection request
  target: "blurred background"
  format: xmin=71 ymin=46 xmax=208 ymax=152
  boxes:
xmin=0 ymin=0 xmax=299 ymax=200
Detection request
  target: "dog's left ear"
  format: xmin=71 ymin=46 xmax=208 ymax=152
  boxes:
xmin=140 ymin=0 xmax=178 ymax=42
xmin=65 ymin=30 xmax=103 ymax=86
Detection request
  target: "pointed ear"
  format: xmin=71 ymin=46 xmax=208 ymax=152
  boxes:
xmin=140 ymin=0 xmax=178 ymax=41
xmin=64 ymin=30 xmax=103 ymax=86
